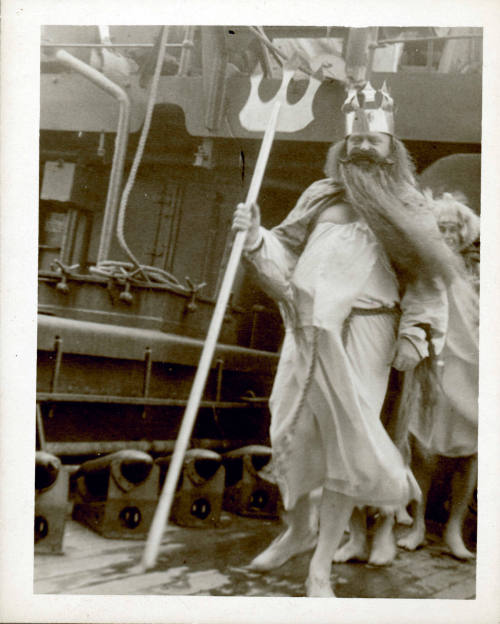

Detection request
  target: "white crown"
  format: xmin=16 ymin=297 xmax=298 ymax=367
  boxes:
xmin=342 ymin=81 xmax=394 ymax=136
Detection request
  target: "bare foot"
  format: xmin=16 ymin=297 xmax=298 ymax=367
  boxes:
xmin=369 ymin=516 xmax=396 ymax=566
xmin=305 ymin=574 xmax=335 ymax=597
xmin=248 ymin=528 xmax=317 ymax=572
xmin=443 ymin=527 xmax=475 ymax=560
xmin=333 ymin=536 xmax=369 ymax=563
xmin=396 ymin=506 xmax=413 ymax=526
xmin=369 ymin=535 xmax=396 ymax=565
xmin=397 ymin=523 xmax=426 ymax=551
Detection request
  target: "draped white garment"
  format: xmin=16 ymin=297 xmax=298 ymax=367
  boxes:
xmin=409 ymin=269 xmax=479 ymax=457
xmin=248 ymin=220 xmax=422 ymax=510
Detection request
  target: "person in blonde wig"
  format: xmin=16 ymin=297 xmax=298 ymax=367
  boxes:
xmin=233 ymin=82 xmax=455 ymax=596
xmin=397 ymin=191 xmax=479 ymax=559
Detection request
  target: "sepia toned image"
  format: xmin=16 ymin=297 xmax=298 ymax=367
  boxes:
xmin=33 ymin=24 xmax=482 ymax=601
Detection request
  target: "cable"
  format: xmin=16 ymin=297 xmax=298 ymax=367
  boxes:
xmin=248 ymin=26 xmax=316 ymax=78
xmin=89 ymin=261 xmax=187 ymax=289
xmin=111 ymin=25 xmax=185 ymax=290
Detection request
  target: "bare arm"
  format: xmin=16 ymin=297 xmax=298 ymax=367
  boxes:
xmin=231 ymin=201 xmax=298 ymax=311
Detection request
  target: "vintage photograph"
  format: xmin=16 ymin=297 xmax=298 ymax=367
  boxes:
xmin=32 ymin=24 xmax=483 ymax=601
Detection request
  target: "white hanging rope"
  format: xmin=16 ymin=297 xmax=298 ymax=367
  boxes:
xmin=107 ymin=26 xmax=184 ymax=289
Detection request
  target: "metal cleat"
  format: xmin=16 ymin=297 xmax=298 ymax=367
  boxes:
xmin=222 ymin=445 xmax=282 ymax=519
xmin=50 ymin=259 xmax=80 ymax=295
xmin=35 ymin=451 xmax=69 ymax=554
xmin=71 ymin=450 xmax=159 ymax=539
xmin=118 ymin=280 xmax=134 ymax=304
xmin=184 ymin=278 xmax=207 ymax=314
xmin=155 ymin=449 xmax=225 ymax=528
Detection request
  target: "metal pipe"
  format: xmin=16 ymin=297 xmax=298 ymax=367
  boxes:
xmin=248 ymin=25 xmax=320 ymax=79
xmin=248 ymin=26 xmax=287 ymax=65
xmin=43 ymin=42 xmax=185 ymax=49
xmin=215 ymin=359 xmax=224 ymax=403
xmin=178 ymin=25 xmax=196 ymax=76
xmin=141 ymin=347 xmax=153 ymax=420
xmin=51 ymin=336 xmax=63 ymax=393
xmin=36 ymin=404 xmax=47 ymax=451
xmin=370 ymin=35 xmax=482 ymax=48
xmin=46 ymin=438 xmax=243 ymax=456
xmin=142 ymin=347 xmax=153 ymax=397
xmin=36 ymin=392 xmax=258 ymax=409
xmin=60 ymin=207 xmax=78 ymax=265
xmin=54 ymin=49 xmax=131 ymax=264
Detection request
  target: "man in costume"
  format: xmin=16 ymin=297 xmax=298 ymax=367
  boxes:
xmin=397 ymin=191 xmax=479 ymax=559
xmin=232 ymin=82 xmax=456 ymax=596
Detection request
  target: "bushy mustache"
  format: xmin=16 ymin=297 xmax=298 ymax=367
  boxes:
xmin=340 ymin=149 xmax=394 ymax=166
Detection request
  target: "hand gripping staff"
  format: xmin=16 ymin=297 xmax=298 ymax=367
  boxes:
xmin=141 ymin=64 xmax=321 ymax=571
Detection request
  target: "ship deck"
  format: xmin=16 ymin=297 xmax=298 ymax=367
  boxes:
xmin=34 ymin=514 xmax=476 ymax=599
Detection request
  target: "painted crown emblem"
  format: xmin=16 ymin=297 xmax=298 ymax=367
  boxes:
xmin=342 ymin=81 xmax=395 ymax=136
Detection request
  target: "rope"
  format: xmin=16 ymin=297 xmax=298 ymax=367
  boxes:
xmin=342 ymin=305 xmax=401 ymax=346
xmin=248 ymin=26 xmax=317 ymax=78
xmin=88 ymin=261 xmax=187 ymax=290
xmin=109 ymin=25 xmax=185 ymax=291
xmin=288 ymin=326 xmax=319 ymax=434
xmin=272 ymin=326 xmax=319 ymax=498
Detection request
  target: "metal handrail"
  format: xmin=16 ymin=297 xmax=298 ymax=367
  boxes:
xmin=41 ymin=42 xmax=189 ymax=49
xmin=371 ymin=34 xmax=483 ymax=48
xmin=53 ymin=49 xmax=131 ymax=264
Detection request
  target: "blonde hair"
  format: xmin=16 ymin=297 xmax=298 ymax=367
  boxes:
xmin=426 ymin=190 xmax=480 ymax=250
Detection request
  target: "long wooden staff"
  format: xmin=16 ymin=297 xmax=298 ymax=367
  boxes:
xmin=141 ymin=100 xmax=282 ymax=570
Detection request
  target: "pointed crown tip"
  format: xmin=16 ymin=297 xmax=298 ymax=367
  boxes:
xmin=342 ymin=81 xmax=395 ymax=136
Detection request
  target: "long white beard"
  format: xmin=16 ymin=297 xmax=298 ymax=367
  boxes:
xmin=340 ymin=161 xmax=459 ymax=287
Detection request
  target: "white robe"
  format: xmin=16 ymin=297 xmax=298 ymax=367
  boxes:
xmin=246 ymin=207 xmax=447 ymax=510
xmin=409 ymin=266 xmax=479 ymax=457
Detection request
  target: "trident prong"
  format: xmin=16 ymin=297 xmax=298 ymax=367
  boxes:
xmin=239 ymin=63 xmax=322 ymax=133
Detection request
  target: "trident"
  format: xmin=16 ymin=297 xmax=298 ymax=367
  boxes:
xmin=141 ymin=59 xmax=321 ymax=571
